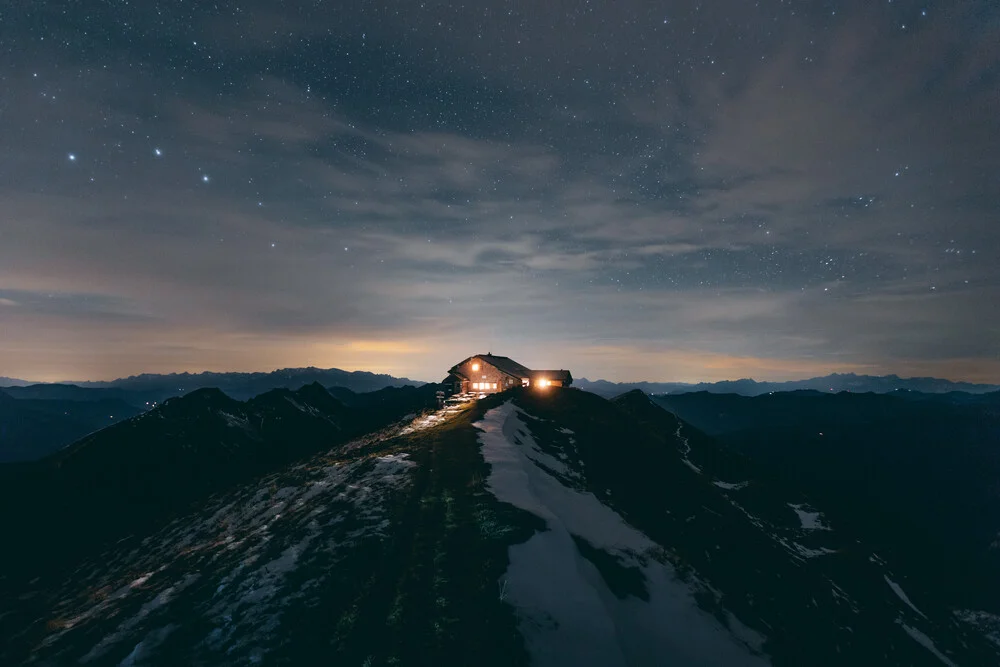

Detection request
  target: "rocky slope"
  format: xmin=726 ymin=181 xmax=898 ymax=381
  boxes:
xmin=1 ymin=387 xmax=996 ymax=665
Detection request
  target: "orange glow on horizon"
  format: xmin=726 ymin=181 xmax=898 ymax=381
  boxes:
xmin=3 ymin=332 xmax=1000 ymax=386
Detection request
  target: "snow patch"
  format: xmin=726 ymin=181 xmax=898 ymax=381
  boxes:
xmin=725 ymin=498 xmax=835 ymax=562
xmin=884 ymin=575 xmax=927 ymax=619
xmin=682 ymin=459 xmax=702 ymax=474
xmin=399 ymin=395 xmax=474 ymax=435
xmin=954 ymin=609 xmax=1000 ymax=648
xmin=477 ymin=401 xmax=768 ymax=667
xmin=829 ymin=581 xmax=859 ymax=614
xmin=118 ymin=624 xmax=177 ymax=667
xmin=81 ymin=574 xmax=200 ymax=663
xmin=714 ymin=480 xmax=748 ymax=491
xmin=674 ymin=421 xmax=702 ymax=474
xmin=897 ymin=620 xmax=958 ymax=667
xmin=219 ymin=411 xmax=251 ymax=430
xmin=787 ymin=503 xmax=830 ymax=531
xmin=790 ymin=544 xmax=835 ymax=559
xmin=34 ymin=436 xmax=418 ymax=665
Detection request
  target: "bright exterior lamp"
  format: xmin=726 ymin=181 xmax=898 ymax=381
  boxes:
xmin=472 ymin=363 xmax=480 ymax=371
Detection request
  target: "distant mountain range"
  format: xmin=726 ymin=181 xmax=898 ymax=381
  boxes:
xmin=575 ymin=372 xmax=1000 ymax=397
xmin=6 ymin=368 xmax=996 ymax=401
xmin=68 ymin=366 xmax=426 ymax=401
xmin=1 ymin=384 xmax=998 ymax=664
xmin=0 ymin=368 xmax=427 ymax=462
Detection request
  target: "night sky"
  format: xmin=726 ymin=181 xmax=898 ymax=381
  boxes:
xmin=2 ymin=1 xmax=998 ymax=383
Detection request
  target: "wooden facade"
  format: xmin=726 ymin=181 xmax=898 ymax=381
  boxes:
xmin=444 ymin=354 xmax=572 ymax=395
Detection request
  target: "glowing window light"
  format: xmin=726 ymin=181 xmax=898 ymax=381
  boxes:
xmin=472 ymin=363 xmax=480 ymax=371
xmin=492 ymin=383 xmax=497 ymax=389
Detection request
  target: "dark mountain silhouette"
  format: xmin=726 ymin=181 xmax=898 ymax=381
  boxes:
xmin=68 ymin=366 xmax=426 ymax=401
xmin=653 ymin=389 xmax=1000 ymax=608
xmin=575 ymin=372 xmax=1000 ymax=397
xmin=0 ymin=386 xmax=996 ymax=665
xmin=0 ymin=376 xmax=31 ymax=387
xmin=0 ymin=388 xmax=143 ymax=462
xmin=1 ymin=383 xmax=141 ymax=405
xmin=0 ymin=382 xmax=440 ymax=580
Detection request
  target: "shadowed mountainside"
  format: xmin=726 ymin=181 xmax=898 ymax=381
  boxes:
xmin=0 ymin=389 xmax=144 ymax=462
xmin=0 ymin=386 xmax=996 ymax=666
xmin=0 ymin=382 xmax=440 ymax=579
xmin=1 ymin=384 xmax=139 ymax=404
xmin=653 ymin=390 xmax=1000 ymax=609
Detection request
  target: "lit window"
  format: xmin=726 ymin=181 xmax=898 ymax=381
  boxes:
xmin=472 ymin=382 xmax=479 ymax=390
xmin=472 ymin=363 xmax=480 ymax=371
xmin=492 ymin=383 xmax=498 ymax=389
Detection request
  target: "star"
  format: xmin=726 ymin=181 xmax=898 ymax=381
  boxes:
xmin=201 ymin=174 xmax=210 ymax=183
xmin=67 ymin=153 xmax=76 ymax=162
xmin=154 ymin=148 xmax=162 ymax=157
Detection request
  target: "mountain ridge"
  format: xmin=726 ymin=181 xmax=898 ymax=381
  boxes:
xmin=22 ymin=366 xmax=431 ymax=403
xmin=575 ymin=372 xmax=1000 ymax=397
xmin=0 ymin=391 xmax=144 ymax=463
xmin=651 ymin=389 xmax=1000 ymax=608
xmin=0 ymin=381 xmax=441 ymax=581
xmin=1 ymin=386 xmax=997 ymax=665
xmin=70 ymin=365 xmax=425 ymax=387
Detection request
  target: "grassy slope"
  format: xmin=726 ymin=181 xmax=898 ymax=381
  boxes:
xmin=1 ymin=394 xmax=544 ymax=667
xmin=277 ymin=394 xmax=543 ymax=666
